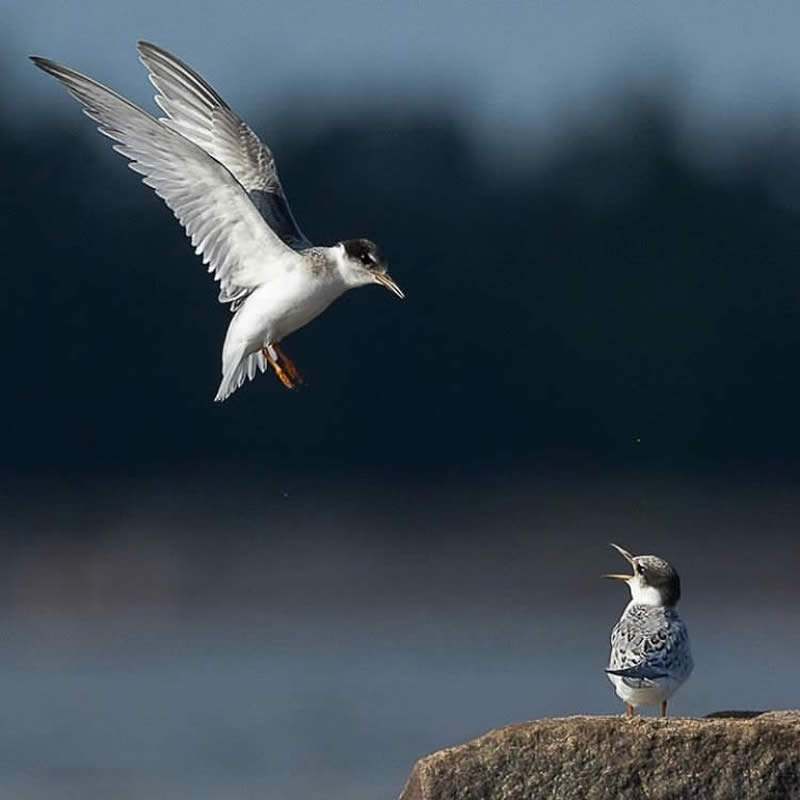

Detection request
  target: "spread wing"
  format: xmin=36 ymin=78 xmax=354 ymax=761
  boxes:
xmin=137 ymin=41 xmax=311 ymax=250
xmin=31 ymin=56 xmax=297 ymax=307
xmin=608 ymin=607 xmax=691 ymax=688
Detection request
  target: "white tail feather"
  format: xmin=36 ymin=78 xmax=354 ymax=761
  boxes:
xmin=214 ymin=349 xmax=268 ymax=402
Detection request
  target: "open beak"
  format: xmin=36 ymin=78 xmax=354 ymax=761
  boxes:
xmin=374 ymin=271 xmax=405 ymax=299
xmin=603 ymin=542 xmax=635 ymax=581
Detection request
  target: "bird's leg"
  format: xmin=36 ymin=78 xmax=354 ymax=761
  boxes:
xmin=626 ymin=704 xmax=635 ymax=717
xmin=273 ymin=343 xmax=303 ymax=385
xmin=262 ymin=346 xmax=295 ymax=390
xmin=661 ymin=700 xmax=668 ymax=718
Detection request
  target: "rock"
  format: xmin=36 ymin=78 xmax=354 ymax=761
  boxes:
xmin=399 ymin=712 xmax=800 ymax=800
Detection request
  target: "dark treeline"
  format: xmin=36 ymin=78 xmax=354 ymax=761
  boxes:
xmin=5 ymin=93 xmax=800 ymax=477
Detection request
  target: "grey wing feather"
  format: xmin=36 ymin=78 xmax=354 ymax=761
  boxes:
xmin=608 ymin=606 xmax=691 ymax=689
xmin=31 ymin=56 xmax=297 ymax=306
xmin=137 ymin=41 xmax=311 ymax=250
xmin=605 ymin=664 xmax=668 ymax=683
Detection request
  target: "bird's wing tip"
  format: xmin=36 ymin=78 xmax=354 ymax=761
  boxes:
xmin=30 ymin=56 xmax=60 ymax=75
xmin=137 ymin=41 xmax=168 ymax=59
xmin=606 ymin=665 xmax=668 ymax=679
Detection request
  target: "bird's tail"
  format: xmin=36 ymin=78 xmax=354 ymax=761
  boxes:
xmin=605 ymin=664 xmax=668 ymax=688
xmin=214 ymin=349 xmax=268 ymax=402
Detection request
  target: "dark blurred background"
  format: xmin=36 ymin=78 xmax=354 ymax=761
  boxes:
xmin=4 ymin=1 xmax=800 ymax=797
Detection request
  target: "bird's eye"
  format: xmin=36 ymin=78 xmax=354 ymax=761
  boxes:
xmin=361 ymin=253 xmax=374 ymax=266
xmin=636 ymin=564 xmax=645 ymax=575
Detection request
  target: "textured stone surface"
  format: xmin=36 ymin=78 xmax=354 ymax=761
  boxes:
xmin=399 ymin=712 xmax=800 ymax=800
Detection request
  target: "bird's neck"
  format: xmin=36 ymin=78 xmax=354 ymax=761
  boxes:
xmin=626 ymin=584 xmax=665 ymax=608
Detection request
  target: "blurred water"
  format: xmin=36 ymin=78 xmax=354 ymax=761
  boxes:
xmin=0 ymin=474 xmax=798 ymax=798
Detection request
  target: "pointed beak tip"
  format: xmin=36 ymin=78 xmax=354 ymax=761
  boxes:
xmin=609 ymin=542 xmax=634 ymax=563
xmin=375 ymin=272 xmax=404 ymax=299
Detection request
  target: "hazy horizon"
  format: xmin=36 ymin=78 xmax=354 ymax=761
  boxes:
xmin=9 ymin=0 xmax=800 ymax=166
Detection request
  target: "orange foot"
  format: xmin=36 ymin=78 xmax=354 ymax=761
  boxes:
xmin=273 ymin=343 xmax=304 ymax=385
xmin=263 ymin=346 xmax=296 ymax=389
xmin=626 ymin=704 xmax=635 ymax=717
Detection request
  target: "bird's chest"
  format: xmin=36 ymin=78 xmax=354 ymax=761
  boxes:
xmin=263 ymin=269 xmax=345 ymax=340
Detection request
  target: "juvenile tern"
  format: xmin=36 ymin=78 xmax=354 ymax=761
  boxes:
xmin=31 ymin=43 xmax=404 ymax=401
xmin=604 ymin=543 xmax=693 ymax=717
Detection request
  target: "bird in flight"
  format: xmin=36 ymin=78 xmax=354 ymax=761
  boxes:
xmin=31 ymin=43 xmax=404 ymax=401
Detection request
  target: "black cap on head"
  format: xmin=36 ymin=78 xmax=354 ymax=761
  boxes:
xmin=342 ymin=238 xmax=383 ymax=270
xmin=635 ymin=555 xmax=681 ymax=606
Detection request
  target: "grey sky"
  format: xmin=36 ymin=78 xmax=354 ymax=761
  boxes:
xmin=8 ymin=0 xmax=800 ymax=154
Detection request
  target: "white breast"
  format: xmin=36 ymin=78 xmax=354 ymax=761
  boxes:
xmin=222 ymin=264 xmax=346 ymax=359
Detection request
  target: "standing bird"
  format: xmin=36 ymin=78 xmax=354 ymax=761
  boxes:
xmin=31 ymin=43 xmax=404 ymax=401
xmin=604 ymin=543 xmax=693 ymax=717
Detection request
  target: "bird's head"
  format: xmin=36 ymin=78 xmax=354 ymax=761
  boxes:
xmin=337 ymin=238 xmax=404 ymax=298
xmin=603 ymin=543 xmax=681 ymax=607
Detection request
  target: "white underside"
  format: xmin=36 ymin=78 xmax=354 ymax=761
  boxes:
xmin=608 ymin=673 xmax=684 ymax=708
xmin=214 ymin=265 xmax=347 ymax=401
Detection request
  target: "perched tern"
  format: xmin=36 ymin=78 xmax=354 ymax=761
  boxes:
xmin=604 ymin=543 xmax=693 ymax=717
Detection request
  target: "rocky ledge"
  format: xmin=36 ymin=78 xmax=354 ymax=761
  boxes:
xmin=399 ymin=711 xmax=800 ymax=800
